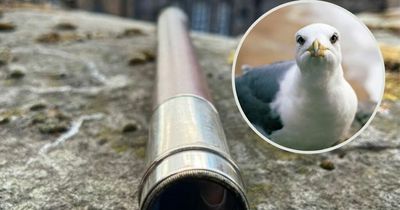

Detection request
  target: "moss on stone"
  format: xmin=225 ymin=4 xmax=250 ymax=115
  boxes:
xmin=30 ymin=103 xmax=47 ymax=111
xmin=38 ymin=119 xmax=69 ymax=134
xmin=8 ymin=69 xmax=25 ymax=79
xmin=122 ymin=122 xmax=139 ymax=133
xmin=128 ymin=49 xmax=155 ymax=66
xmin=0 ymin=22 xmax=16 ymax=31
xmin=320 ymin=160 xmax=335 ymax=171
xmin=1 ymin=108 xmax=23 ymax=118
xmin=117 ymin=28 xmax=145 ymax=38
xmin=31 ymin=113 xmax=47 ymax=124
xmin=247 ymin=183 xmax=273 ymax=209
xmin=36 ymin=32 xmax=61 ymax=43
xmin=0 ymin=47 xmax=12 ymax=66
xmin=54 ymin=22 xmax=77 ymax=31
xmin=133 ymin=146 xmax=146 ymax=159
xmin=0 ymin=116 xmax=10 ymax=125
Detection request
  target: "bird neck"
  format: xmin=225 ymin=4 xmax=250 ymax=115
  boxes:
xmin=296 ymin=64 xmax=344 ymax=91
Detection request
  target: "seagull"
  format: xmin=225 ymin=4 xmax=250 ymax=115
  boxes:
xmin=235 ymin=23 xmax=358 ymax=151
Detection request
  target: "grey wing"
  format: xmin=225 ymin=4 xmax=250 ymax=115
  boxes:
xmin=235 ymin=61 xmax=295 ymax=135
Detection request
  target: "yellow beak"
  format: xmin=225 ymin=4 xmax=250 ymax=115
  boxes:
xmin=307 ymin=40 xmax=327 ymax=57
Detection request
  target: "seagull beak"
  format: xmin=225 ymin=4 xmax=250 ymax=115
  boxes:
xmin=307 ymin=40 xmax=327 ymax=57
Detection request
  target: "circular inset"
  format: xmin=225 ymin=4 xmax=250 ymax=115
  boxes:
xmin=232 ymin=1 xmax=385 ymax=153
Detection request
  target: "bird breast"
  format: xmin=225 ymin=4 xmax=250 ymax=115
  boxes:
xmin=270 ymin=67 xmax=357 ymax=150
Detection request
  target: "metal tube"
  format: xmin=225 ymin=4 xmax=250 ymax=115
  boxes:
xmin=138 ymin=7 xmax=249 ymax=210
xmin=154 ymin=6 xmax=211 ymax=106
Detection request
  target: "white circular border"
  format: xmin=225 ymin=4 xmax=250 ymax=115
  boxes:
xmin=231 ymin=0 xmax=386 ymax=154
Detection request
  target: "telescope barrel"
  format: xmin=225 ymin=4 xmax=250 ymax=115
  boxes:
xmin=138 ymin=7 xmax=249 ymax=210
xmin=154 ymin=6 xmax=211 ymax=106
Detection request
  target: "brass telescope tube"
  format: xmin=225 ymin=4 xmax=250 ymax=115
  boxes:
xmin=138 ymin=7 xmax=249 ymax=210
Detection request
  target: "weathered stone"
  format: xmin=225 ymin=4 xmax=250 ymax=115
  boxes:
xmin=0 ymin=8 xmax=398 ymax=210
xmin=128 ymin=50 xmax=155 ymax=65
xmin=30 ymin=103 xmax=47 ymax=111
xmin=141 ymin=49 xmax=155 ymax=61
xmin=0 ymin=22 xmax=15 ymax=31
xmin=0 ymin=47 xmax=12 ymax=65
xmin=7 ymin=69 xmax=25 ymax=79
xmin=97 ymin=138 xmax=108 ymax=146
xmin=36 ymin=32 xmax=61 ymax=43
xmin=54 ymin=22 xmax=77 ymax=31
xmin=320 ymin=160 xmax=335 ymax=170
xmin=0 ymin=116 xmax=10 ymax=124
xmin=38 ymin=119 xmax=69 ymax=134
xmin=31 ymin=113 xmax=47 ymax=124
xmin=36 ymin=31 xmax=86 ymax=44
xmin=128 ymin=55 xmax=147 ymax=65
xmin=122 ymin=122 xmax=139 ymax=133
xmin=117 ymin=28 xmax=145 ymax=38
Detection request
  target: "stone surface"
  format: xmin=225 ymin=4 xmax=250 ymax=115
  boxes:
xmin=0 ymin=8 xmax=399 ymax=210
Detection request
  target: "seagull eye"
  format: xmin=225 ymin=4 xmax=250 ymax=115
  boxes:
xmin=296 ymin=36 xmax=305 ymax=45
xmin=330 ymin=33 xmax=339 ymax=44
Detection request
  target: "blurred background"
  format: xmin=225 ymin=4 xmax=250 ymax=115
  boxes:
xmin=0 ymin=0 xmax=399 ymax=36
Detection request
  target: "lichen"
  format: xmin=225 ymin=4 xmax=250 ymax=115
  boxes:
xmin=1 ymin=108 xmax=23 ymax=118
xmin=0 ymin=116 xmax=10 ymax=124
xmin=320 ymin=160 xmax=335 ymax=171
xmin=247 ymin=183 xmax=273 ymax=209
xmin=8 ymin=69 xmax=25 ymax=79
xmin=96 ymin=124 xmax=146 ymax=155
xmin=122 ymin=122 xmax=139 ymax=133
xmin=0 ymin=47 xmax=13 ymax=65
xmin=30 ymin=103 xmax=47 ymax=111
xmin=38 ymin=118 xmax=69 ymax=134
xmin=111 ymin=144 xmax=129 ymax=153
xmin=84 ymin=94 xmax=110 ymax=113
xmin=36 ymin=32 xmax=61 ymax=43
xmin=30 ymin=108 xmax=71 ymax=134
xmin=96 ymin=126 xmax=125 ymax=153
xmin=128 ymin=49 xmax=155 ymax=65
xmin=31 ymin=113 xmax=47 ymax=124
xmin=133 ymin=146 xmax=146 ymax=159
xmin=117 ymin=28 xmax=145 ymax=38
xmin=0 ymin=22 xmax=16 ymax=31
xmin=54 ymin=22 xmax=77 ymax=31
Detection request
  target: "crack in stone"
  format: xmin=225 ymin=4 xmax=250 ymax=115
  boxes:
xmin=39 ymin=113 xmax=104 ymax=155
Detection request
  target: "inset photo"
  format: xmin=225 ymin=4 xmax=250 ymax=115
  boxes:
xmin=232 ymin=1 xmax=385 ymax=153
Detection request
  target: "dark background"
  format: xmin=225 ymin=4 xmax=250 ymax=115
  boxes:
xmin=1 ymin=0 xmax=399 ymax=35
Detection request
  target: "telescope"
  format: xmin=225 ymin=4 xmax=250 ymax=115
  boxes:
xmin=138 ymin=7 xmax=249 ymax=210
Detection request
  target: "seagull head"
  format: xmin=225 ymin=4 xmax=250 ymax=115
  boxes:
xmin=295 ymin=23 xmax=342 ymax=72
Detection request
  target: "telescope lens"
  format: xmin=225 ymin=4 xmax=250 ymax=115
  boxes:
xmin=148 ymin=178 xmax=247 ymax=210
